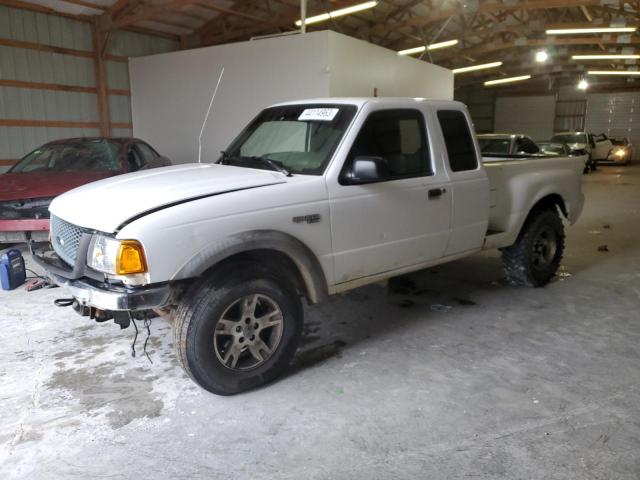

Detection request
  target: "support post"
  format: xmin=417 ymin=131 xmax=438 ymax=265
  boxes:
xmin=300 ymin=0 xmax=306 ymax=34
xmin=93 ymin=19 xmax=111 ymax=137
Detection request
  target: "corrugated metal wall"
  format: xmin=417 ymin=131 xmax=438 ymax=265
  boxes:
xmin=0 ymin=5 xmax=179 ymax=172
xmin=585 ymin=92 xmax=640 ymax=161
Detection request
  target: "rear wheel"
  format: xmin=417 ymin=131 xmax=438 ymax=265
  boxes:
xmin=501 ymin=209 xmax=565 ymax=287
xmin=174 ymin=265 xmax=303 ymax=395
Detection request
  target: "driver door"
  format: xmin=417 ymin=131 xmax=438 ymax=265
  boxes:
xmin=328 ymin=107 xmax=451 ymax=284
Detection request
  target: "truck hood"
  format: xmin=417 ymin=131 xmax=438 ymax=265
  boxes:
xmin=0 ymin=171 xmax=114 ymax=202
xmin=49 ymin=163 xmax=287 ymax=233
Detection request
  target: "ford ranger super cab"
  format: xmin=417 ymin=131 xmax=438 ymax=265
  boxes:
xmin=33 ymin=98 xmax=585 ymax=395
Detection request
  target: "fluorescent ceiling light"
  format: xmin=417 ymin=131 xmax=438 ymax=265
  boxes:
xmin=546 ymin=27 xmax=637 ymax=35
xmin=295 ymin=1 xmax=377 ymax=27
xmin=398 ymin=39 xmax=458 ymax=56
xmin=587 ymin=70 xmax=640 ymax=75
xmin=427 ymin=39 xmax=459 ymax=50
xmin=484 ymin=75 xmax=532 ymax=86
xmin=577 ymin=79 xmax=589 ymax=90
xmin=573 ymin=54 xmax=640 ymax=60
xmin=536 ymin=50 xmax=549 ymax=62
xmin=452 ymin=61 xmax=503 ymax=74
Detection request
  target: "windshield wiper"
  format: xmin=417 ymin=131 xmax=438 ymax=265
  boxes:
xmin=219 ymin=152 xmax=291 ymax=177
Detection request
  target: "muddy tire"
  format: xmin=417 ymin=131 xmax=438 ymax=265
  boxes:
xmin=501 ymin=209 xmax=565 ymax=287
xmin=173 ymin=263 xmax=303 ymax=395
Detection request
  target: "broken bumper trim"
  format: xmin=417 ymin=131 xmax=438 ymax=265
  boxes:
xmin=49 ymin=272 xmax=172 ymax=312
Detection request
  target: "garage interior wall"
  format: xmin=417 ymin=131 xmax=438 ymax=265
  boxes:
xmin=0 ymin=5 xmax=179 ymax=173
xmin=494 ymin=95 xmax=556 ymax=141
xmin=130 ymin=30 xmax=453 ymax=165
xmin=462 ymin=87 xmax=639 ymax=162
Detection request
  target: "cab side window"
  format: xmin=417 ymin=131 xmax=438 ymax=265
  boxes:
xmin=127 ymin=146 xmax=144 ymax=171
xmin=344 ymin=109 xmax=431 ymax=181
xmin=517 ymin=137 xmax=540 ymax=154
xmin=135 ymin=142 xmax=158 ymax=165
xmin=437 ymin=110 xmax=478 ymax=172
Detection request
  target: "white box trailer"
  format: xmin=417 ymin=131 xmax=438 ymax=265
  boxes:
xmin=129 ymin=30 xmax=453 ymax=165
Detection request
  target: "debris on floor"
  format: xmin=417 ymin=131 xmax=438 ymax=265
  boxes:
xmin=603 ymin=224 xmax=612 ymax=229
xmin=588 ymin=230 xmax=601 ymax=235
xmin=597 ymin=245 xmax=609 ymax=252
xmin=557 ymin=267 xmax=572 ymax=280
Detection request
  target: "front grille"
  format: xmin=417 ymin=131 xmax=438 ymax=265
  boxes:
xmin=51 ymin=215 xmax=86 ymax=266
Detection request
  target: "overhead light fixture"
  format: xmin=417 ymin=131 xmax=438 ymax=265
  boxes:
xmin=484 ymin=75 xmax=532 ymax=86
xmin=587 ymin=70 xmax=640 ymax=75
xmin=452 ymin=61 xmax=503 ymax=74
xmin=577 ymin=79 xmax=589 ymax=90
xmin=295 ymin=1 xmax=377 ymax=27
xmin=546 ymin=26 xmax=637 ymax=35
xmin=572 ymin=54 xmax=640 ymax=60
xmin=398 ymin=39 xmax=458 ymax=56
xmin=427 ymin=39 xmax=459 ymax=50
xmin=536 ymin=50 xmax=549 ymax=63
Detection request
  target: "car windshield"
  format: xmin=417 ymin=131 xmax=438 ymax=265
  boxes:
xmin=10 ymin=139 xmax=120 ymax=173
xmin=478 ymin=138 xmax=511 ymax=154
xmin=221 ymin=104 xmax=357 ymax=175
xmin=538 ymin=143 xmax=565 ymax=155
xmin=551 ymin=134 xmax=586 ymax=144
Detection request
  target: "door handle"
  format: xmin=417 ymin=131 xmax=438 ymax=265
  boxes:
xmin=428 ymin=187 xmax=446 ymax=199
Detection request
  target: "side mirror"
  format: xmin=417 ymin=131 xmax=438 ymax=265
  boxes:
xmin=344 ymin=156 xmax=389 ymax=184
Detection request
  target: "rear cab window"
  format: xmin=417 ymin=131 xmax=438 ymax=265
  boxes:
xmin=437 ymin=110 xmax=478 ymax=172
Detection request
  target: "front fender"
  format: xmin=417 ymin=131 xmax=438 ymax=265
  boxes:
xmin=172 ymin=229 xmax=328 ymax=303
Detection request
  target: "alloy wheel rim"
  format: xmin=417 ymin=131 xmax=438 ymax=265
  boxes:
xmin=214 ymin=294 xmax=284 ymax=370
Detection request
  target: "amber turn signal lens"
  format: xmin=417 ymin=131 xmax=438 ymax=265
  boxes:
xmin=116 ymin=240 xmax=147 ymax=275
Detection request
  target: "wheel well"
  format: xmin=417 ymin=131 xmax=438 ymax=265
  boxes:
xmin=530 ymin=194 xmax=567 ymax=219
xmin=206 ymin=249 xmax=310 ymax=301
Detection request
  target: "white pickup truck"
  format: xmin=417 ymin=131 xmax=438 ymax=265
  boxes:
xmin=34 ymin=98 xmax=584 ymax=395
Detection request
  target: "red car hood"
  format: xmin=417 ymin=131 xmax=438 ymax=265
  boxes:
xmin=0 ymin=171 xmax=115 ymax=202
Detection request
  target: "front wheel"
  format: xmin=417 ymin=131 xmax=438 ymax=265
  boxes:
xmin=174 ymin=269 xmax=303 ymax=395
xmin=501 ymin=209 xmax=565 ymax=287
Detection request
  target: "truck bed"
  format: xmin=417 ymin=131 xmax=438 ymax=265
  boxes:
xmin=482 ymin=155 xmax=585 ymax=249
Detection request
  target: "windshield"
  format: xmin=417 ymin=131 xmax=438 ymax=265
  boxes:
xmin=222 ymin=104 xmax=357 ymax=175
xmin=538 ymin=143 xmax=565 ymax=155
xmin=478 ymin=138 xmax=511 ymax=154
xmin=10 ymin=140 xmax=120 ymax=173
xmin=551 ymin=134 xmax=586 ymax=144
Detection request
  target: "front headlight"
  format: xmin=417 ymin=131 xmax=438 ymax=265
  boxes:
xmin=87 ymin=235 xmax=147 ymax=275
xmin=615 ymin=149 xmax=626 ymax=157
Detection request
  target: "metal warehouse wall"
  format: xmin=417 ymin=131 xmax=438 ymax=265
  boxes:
xmin=585 ymin=92 xmax=640 ymax=161
xmin=460 ymin=85 xmax=639 ymax=162
xmin=0 ymin=5 xmax=179 ymax=172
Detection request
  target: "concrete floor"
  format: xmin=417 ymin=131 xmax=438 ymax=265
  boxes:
xmin=1 ymin=164 xmax=640 ymax=479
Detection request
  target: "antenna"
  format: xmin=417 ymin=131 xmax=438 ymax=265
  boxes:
xmin=198 ymin=67 xmax=225 ymax=164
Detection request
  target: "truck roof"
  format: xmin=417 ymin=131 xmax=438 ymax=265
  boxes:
xmin=477 ymin=133 xmax=524 ymax=139
xmin=271 ymin=97 xmax=466 ymax=109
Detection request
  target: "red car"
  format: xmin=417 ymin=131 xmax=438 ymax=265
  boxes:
xmin=0 ymin=137 xmax=171 ymax=244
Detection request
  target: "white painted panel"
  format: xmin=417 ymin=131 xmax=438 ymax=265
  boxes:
xmin=130 ymin=31 xmax=454 ymax=165
xmin=130 ymin=32 xmax=331 ymax=165
xmin=327 ymin=32 xmax=453 ymax=99
xmin=494 ymin=96 xmax=556 ymax=141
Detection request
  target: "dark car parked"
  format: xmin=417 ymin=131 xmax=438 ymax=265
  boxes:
xmin=0 ymin=137 xmax=171 ymax=244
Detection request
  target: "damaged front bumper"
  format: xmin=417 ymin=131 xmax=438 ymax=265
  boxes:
xmin=47 ymin=272 xmax=172 ymax=311
xmin=31 ymin=242 xmax=172 ymax=312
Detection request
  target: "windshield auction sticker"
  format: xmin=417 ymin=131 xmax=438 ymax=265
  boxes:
xmin=298 ymin=108 xmax=339 ymax=122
